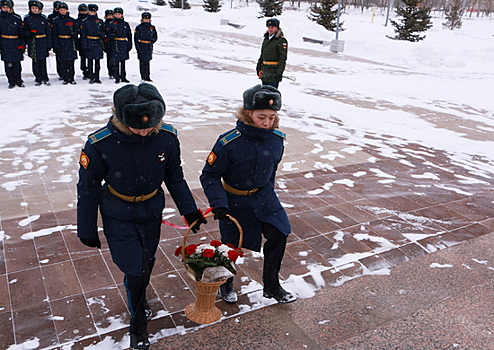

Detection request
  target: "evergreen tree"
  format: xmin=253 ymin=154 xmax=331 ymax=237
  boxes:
xmin=443 ymin=0 xmax=464 ymax=30
xmin=169 ymin=0 xmax=191 ymax=9
xmin=154 ymin=0 xmax=166 ymax=5
xmin=308 ymin=0 xmax=345 ymax=32
xmin=258 ymin=0 xmax=283 ymax=18
xmin=203 ymin=0 xmax=222 ymax=12
xmin=388 ymin=0 xmax=433 ymax=42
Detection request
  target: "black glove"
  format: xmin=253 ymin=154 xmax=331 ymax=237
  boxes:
xmin=213 ymin=207 xmax=229 ymax=220
xmin=184 ymin=210 xmax=207 ymax=233
xmin=80 ymin=237 xmax=101 ymax=249
xmin=276 ymin=74 xmax=283 ymax=81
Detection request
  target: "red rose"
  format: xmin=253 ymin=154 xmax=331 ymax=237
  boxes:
xmin=235 ymin=248 xmax=244 ymax=257
xmin=184 ymin=244 xmax=197 ymax=256
xmin=227 ymin=250 xmax=239 ymax=262
xmin=226 ymin=243 xmax=236 ymax=249
xmin=174 ymin=246 xmax=182 ymax=257
xmin=210 ymin=240 xmax=221 ymax=247
xmin=202 ymin=249 xmax=215 ymax=258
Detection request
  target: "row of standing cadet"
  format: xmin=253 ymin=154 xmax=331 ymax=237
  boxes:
xmin=0 ymin=0 xmax=157 ymax=88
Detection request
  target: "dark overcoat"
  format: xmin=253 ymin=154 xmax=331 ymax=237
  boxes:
xmin=0 ymin=11 xmax=25 ymax=63
xmin=51 ymin=14 xmax=78 ymax=61
xmin=75 ymin=12 xmax=87 ymax=51
xmin=77 ymin=118 xmax=198 ymax=276
xmin=107 ymin=17 xmax=132 ymax=62
xmin=79 ymin=14 xmax=105 ymax=60
xmin=200 ymin=120 xmax=291 ymax=252
xmin=256 ymin=28 xmax=288 ymax=83
xmin=134 ymin=22 xmax=157 ymax=62
xmin=23 ymin=12 xmax=51 ymax=61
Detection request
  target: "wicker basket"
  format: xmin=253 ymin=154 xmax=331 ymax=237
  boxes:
xmin=182 ymin=213 xmax=243 ymax=324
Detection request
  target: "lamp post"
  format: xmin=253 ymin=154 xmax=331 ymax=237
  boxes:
xmin=335 ymin=0 xmax=341 ymax=40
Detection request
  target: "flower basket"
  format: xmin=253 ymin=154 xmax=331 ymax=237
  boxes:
xmin=178 ymin=212 xmax=243 ymax=324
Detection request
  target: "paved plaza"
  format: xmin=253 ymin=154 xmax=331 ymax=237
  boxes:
xmin=1 ymin=111 xmax=493 ymax=349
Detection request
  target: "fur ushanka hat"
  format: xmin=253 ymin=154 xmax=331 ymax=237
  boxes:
xmin=113 ymin=83 xmax=166 ymax=129
xmin=243 ymin=85 xmax=282 ymax=111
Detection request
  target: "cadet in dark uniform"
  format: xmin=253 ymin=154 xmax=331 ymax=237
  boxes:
xmin=79 ymin=3 xmax=104 ymax=83
xmin=75 ymin=3 xmax=88 ymax=80
xmin=24 ymin=0 xmax=51 ymax=86
xmin=51 ymin=2 xmax=78 ymax=84
xmin=0 ymin=0 xmax=25 ymax=88
xmin=134 ymin=12 xmax=157 ymax=82
xmin=256 ymin=18 xmax=288 ymax=89
xmin=47 ymin=0 xmax=61 ymax=80
xmin=77 ymin=83 xmax=206 ymax=350
xmin=107 ymin=7 xmax=131 ymax=83
xmin=200 ymin=85 xmax=296 ymax=304
xmin=103 ymin=9 xmax=114 ymax=79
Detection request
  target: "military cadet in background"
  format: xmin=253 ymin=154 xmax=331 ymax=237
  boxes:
xmin=0 ymin=0 xmax=25 ymax=88
xmin=75 ymin=3 xmax=88 ymax=80
xmin=134 ymin=12 xmax=157 ymax=82
xmin=256 ymin=18 xmax=288 ymax=89
xmin=51 ymin=2 xmax=78 ymax=84
xmin=47 ymin=0 xmax=62 ymax=80
xmin=77 ymin=83 xmax=206 ymax=350
xmin=103 ymin=8 xmax=114 ymax=79
xmin=24 ymin=0 xmax=51 ymax=86
xmin=107 ymin=7 xmax=131 ymax=83
xmin=79 ymin=3 xmax=104 ymax=83
xmin=201 ymin=84 xmax=297 ymax=305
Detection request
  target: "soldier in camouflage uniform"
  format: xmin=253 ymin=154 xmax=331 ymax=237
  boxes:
xmin=256 ymin=18 xmax=287 ymax=89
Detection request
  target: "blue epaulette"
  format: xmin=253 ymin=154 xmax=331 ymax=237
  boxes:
xmin=88 ymin=127 xmax=111 ymax=144
xmin=161 ymin=123 xmax=178 ymax=136
xmin=219 ymin=129 xmax=241 ymax=146
xmin=273 ymin=129 xmax=286 ymax=140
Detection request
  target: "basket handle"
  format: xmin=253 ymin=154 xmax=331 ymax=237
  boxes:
xmin=181 ymin=212 xmax=244 ymax=262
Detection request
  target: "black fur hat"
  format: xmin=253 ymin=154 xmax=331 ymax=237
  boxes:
xmin=1 ymin=0 xmax=13 ymax=8
xmin=77 ymin=3 xmax=87 ymax=11
xmin=266 ymin=18 xmax=280 ymax=27
xmin=141 ymin=11 xmax=151 ymax=19
xmin=243 ymin=85 xmax=282 ymax=111
xmin=87 ymin=3 xmax=97 ymax=11
xmin=58 ymin=1 xmax=68 ymax=9
xmin=113 ymin=6 xmax=123 ymax=14
xmin=28 ymin=0 xmax=43 ymax=9
xmin=113 ymin=83 xmax=166 ymax=129
xmin=104 ymin=8 xmax=113 ymax=15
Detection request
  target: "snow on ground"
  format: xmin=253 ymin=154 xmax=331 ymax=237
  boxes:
xmin=1 ymin=1 xmax=494 ymax=349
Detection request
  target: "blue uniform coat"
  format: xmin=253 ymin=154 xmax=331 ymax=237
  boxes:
xmin=0 ymin=11 xmax=25 ymax=63
xmin=107 ymin=17 xmax=132 ymax=62
xmin=134 ymin=22 xmax=157 ymax=62
xmin=77 ymin=118 xmax=198 ymax=276
xmin=79 ymin=14 xmax=105 ymax=60
xmin=23 ymin=12 xmax=51 ymax=61
xmin=200 ymin=120 xmax=291 ymax=252
xmin=51 ymin=14 xmax=78 ymax=61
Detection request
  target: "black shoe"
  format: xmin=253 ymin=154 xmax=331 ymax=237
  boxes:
xmin=44 ymin=81 xmax=51 ymax=86
xmin=115 ymin=78 xmax=120 ymax=84
xmin=94 ymin=79 xmax=102 ymax=84
xmin=70 ymin=80 xmax=77 ymax=85
xmin=263 ymin=286 xmax=296 ymax=304
xmin=35 ymin=82 xmax=42 ymax=86
xmin=89 ymin=79 xmax=95 ymax=84
xmin=121 ymin=78 xmax=130 ymax=83
xmin=218 ymin=277 xmax=237 ymax=303
xmin=63 ymin=81 xmax=69 ymax=85
xmin=8 ymin=84 xmax=15 ymax=89
xmin=17 ymin=83 xmax=25 ymax=87
xmin=130 ymin=335 xmax=150 ymax=350
xmin=58 ymin=76 xmax=64 ymax=81
xmin=82 ymin=75 xmax=89 ymax=80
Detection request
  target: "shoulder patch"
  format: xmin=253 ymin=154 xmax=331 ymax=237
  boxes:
xmin=219 ymin=129 xmax=241 ymax=146
xmin=273 ymin=129 xmax=286 ymax=140
xmin=161 ymin=123 xmax=178 ymax=136
xmin=88 ymin=127 xmax=111 ymax=144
